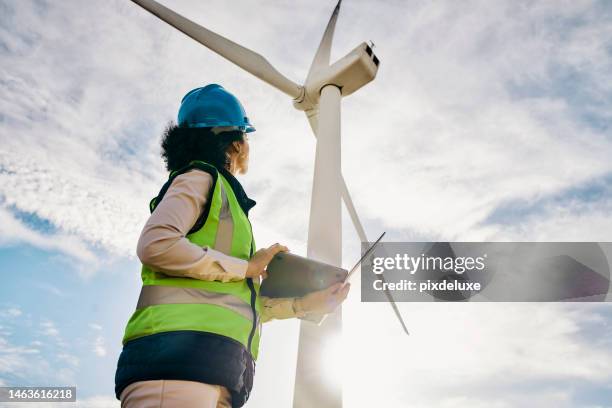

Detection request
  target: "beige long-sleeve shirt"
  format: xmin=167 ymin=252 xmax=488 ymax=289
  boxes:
xmin=136 ymin=169 xmax=304 ymax=323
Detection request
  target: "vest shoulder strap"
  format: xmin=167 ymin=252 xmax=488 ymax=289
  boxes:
xmin=149 ymin=160 xmax=219 ymax=235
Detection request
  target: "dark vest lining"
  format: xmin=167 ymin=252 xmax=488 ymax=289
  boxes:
xmin=149 ymin=161 xmax=219 ymax=235
xmin=114 ymin=331 xmax=254 ymax=408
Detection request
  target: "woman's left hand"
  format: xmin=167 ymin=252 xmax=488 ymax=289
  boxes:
xmin=246 ymin=243 xmax=289 ymax=279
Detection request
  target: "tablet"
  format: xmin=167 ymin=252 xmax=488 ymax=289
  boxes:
xmin=259 ymin=252 xmax=348 ymax=298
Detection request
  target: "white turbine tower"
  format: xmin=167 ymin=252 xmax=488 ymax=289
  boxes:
xmin=129 ymin=1 xmax=408 ymax=406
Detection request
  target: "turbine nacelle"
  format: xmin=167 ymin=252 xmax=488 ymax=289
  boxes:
xmin=293 ymin=42 xmax=380 ymax=112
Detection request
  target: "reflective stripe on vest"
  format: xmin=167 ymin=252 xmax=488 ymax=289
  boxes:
xmin=214 ymin=179 xmax=233 ymax=254
xmin=136 ymin=285 xmax=254 ymax=322
xmin=122 ymin=161 xmax=262 ymax=359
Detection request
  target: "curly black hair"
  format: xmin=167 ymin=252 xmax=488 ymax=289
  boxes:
xmin=160 ymin=121 xmax=245 ymax=172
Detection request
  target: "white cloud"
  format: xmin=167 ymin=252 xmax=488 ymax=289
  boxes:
xmin=73 ymin=395 xmax=121 ymax=408
xmin=0 ymin=332 xmax=78 ymax=391
xmin=6 ymin=395 xmax=120 ymax=408
xmin=34 ymin=282 xmax=68 ymax=297
xmin=57 ymin=352 xmax=79 ymax=367
xmin=40 ymin=320 xmax=59 ymax=338
xmin=0 ymin=206 xmax=97 ymax=266
xmin=87 ymin=323 xmax=108 ymax=356
xmin=0 ymin=335 xmax=42 ymax=377
xmin=338 ymin=0 xmax=612 ymax=242
xmin=93 ymin=335 xmax=107 ymax=357
xmin=341 ymin=302 xmax=612 ymax=407
xmin=1 ymin=0 xmax=608 ymax=259
xmin=0 ymin=336 xmax=39 ymax=356
xmin=88 ymin=323 xmax=103 ymax=331
xmin=0 ymin=307 xmax=22 ymax=318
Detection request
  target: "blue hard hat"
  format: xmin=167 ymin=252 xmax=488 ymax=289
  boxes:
xmin=177 ymin=84 xmax=255 ymax=133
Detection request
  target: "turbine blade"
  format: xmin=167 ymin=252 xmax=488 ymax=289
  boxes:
xmin=343 ymin=199 xmax=410 ymax=335
xmin=305 ymin=0 xmax=342 ymax=84
xmin=341 ymin=180 xmax=368 ymax=242
xmin=379 ymin=274 xmax=411 ymax=335
xmin=130 ymin=0 xmax=302 ymax=99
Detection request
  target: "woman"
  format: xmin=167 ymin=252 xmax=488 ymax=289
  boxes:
xmin=114 ymin=84 xmax=351 ymax=408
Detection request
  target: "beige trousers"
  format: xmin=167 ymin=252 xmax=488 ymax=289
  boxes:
xmin=120 ymin=380 xmax=232 ymax=408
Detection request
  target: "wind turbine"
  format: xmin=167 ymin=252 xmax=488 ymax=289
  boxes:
xmin=129 ymin=1 xmax=408 ymax=406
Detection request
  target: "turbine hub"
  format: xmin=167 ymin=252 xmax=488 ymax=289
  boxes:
xmin=293 ymin=42 xmax=380 ymax=112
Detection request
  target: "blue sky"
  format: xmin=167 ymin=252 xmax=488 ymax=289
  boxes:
xmin=1 ymin=0 xmax=612 ymax=407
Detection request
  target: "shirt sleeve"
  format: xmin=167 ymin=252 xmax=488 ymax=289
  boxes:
xmin=260 ymin=296 xmax=298 ymax=323
xmin=260 ymin=296 xmax=323 ymax=323
xmin=136 ymin=169 xmax=248 ymax=282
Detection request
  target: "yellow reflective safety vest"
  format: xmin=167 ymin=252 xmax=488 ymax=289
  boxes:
xmin=115 ymin=160 xmax=260 ymax=407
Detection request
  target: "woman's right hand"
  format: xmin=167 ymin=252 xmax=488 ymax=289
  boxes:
xmin=245 ymin=243 xmax=289 ymax=279
xmin=294 ymin=282 xmax=351 ymax=315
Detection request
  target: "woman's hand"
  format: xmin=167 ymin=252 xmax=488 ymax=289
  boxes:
xmin=294 ymin=282 xmax=351 ymax=315
xmin=246 ymin=243 xmax=289 ymax=279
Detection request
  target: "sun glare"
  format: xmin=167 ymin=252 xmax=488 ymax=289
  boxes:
xmin=320 ymin=333 xmax=345 ymax=388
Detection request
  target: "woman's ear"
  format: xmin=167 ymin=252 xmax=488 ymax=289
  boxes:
xmin=232 ymin=140 xmax=242 ymax=155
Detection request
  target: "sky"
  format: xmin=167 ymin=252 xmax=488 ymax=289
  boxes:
xmin=1 ymin=0 xmax=612 ymax=407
